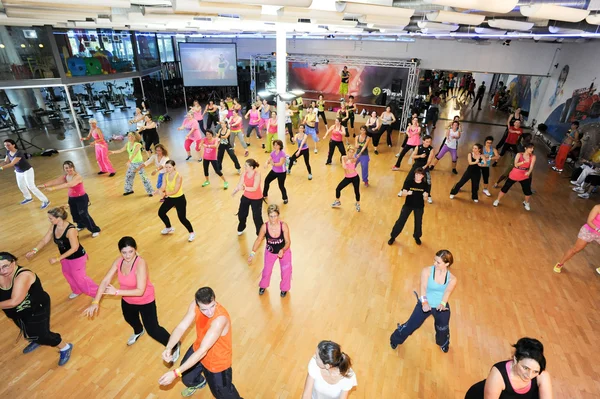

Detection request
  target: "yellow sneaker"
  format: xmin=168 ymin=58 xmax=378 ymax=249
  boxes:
xmin=596 ymin=267 xmax=600 ymax=275
xmin=553 ymin=263 xmax=563 ymax=273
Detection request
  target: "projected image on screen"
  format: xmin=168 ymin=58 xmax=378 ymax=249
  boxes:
xmin=179 ymin=43 xmax=238 ymax=87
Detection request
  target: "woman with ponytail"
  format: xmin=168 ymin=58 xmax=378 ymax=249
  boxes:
xmin=302 ymin=340 xmax=357 ymax=398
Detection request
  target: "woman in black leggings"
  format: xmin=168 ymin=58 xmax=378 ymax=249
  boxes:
xmin=263 ymin=140 xmax=288 ymax=204
xmin=200 ymin=131 xmax=229 ymax=189
xmin=365 ymin=111 xmax=382 ymax=154
xmin=154 ymin=160 xmax=195 ymax=242
xmin=288 ymin=125 xmax=313 ymax=180
xmin=449 ymin=143 xmax=485 ymax=202
xmin=324 ymin=118 xmax=347 ymax=165
xmin=331 ymin=145 xmax=361 ymax=212
xmin=217 ymin=121 xmax=242 ymax=174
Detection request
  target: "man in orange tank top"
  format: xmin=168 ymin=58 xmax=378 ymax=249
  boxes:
xmin=159 ymin=287 xmax=242 ymax=398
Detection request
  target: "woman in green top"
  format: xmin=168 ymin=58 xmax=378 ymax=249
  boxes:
xmin=109 ymin=132 xmax=154 ymax=196
xmin=296 ymin=96 xmax=304 ymax=121
xmin=290 ymin=99 xmax=300 ymax=130
xmin=317 ymin=94 xmax=328 ymax=128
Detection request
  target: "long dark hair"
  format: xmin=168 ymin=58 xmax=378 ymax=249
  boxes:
xmin=317 ymin=340 xmax=353 ymax=377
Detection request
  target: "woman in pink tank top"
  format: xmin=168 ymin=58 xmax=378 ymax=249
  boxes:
xmin=331 ymin=145 xmax=361 ymax=212
xmin=80 ymin=119 xmax=115 ymax=176
xmin=83 ymin=236 xmax=180 ymax=358
xmin=493 ymin=143 xmax=536 ymax=212
xmin=324 ymin=118 xmax=348 ymax=165
xmin=554 ymin=204 xmax=600 ymax=275
xmin=179 ymin=112 xmax=204 ymax=161
xmin=233 ymin=158 xmax=264 ymax=235
xmin=245 ymin=103 xmax=262 ymax=144
xmin=39 ymin=160 xmax=101 ymax=236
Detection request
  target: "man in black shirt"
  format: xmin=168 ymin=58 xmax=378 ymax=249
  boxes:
xmin=388 ymin=168 xmax=430 ymax=246
xmin=472 ymin=81 xmax=486 ymax=110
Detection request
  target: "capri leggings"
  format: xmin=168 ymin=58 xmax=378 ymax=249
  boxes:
xmin=184 ymin=139 xmax=201 ymax=152
xmin=318 ymin=111 xmax=328 ymax=125
xmin=203 ymin=159 xmax=223 ymax=177
xmin=335 ymin=175 xmax=360 ymax=201
xmin=500 ymin=178 xmax=532 ymax=196
xmin=436 ymin=145 xmax=458 ymax=162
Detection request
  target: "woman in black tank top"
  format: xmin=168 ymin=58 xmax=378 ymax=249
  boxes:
xmin=465 ymin=337 xmax=552 ymax=399
xmin=26 ymin=207 xmax=99 ymax=300
xmin=0 ymin=252 xmax=73 ymax=365
xmin=248 ymin=204 xmax=293 ymax=297
xmin=139 ymin=113 xmax=160 ymax=153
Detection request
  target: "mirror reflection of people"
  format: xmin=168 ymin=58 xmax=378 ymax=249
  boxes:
xmin=339 ymin=66 xmax=350 ymax=100
xmin=217 ymin=54 xmax=229 ymax=79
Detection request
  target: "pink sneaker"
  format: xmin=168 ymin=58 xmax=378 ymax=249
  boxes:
xmin=392 ymin=166 xmax=400 ymax=171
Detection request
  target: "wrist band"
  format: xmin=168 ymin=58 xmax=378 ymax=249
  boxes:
xmin=32 ymin=248 xmax=38 ymax=253
xmin=91 ymin=300 xmax=99 ymax=305
xmin=175 ymin=368 xmax=182 ymax=377
xmin=172 ymin=370 xmax=178 ymax=378
xmin=440 ymin=301 xmax=447 ymax=307
xmin=250 ymin=251 xmax=256 ymax=257
xmin=420 ymin=296 xmax=427 ymax=302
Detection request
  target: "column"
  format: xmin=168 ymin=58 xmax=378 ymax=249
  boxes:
xmin=276 ymin=24 xmax=286 ymax=147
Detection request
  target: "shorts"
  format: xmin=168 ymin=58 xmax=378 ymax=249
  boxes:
xmin=339 ymin=82 xmax=349 ymax=95
xmin=578 ymin=225 xmax=600 ymax=244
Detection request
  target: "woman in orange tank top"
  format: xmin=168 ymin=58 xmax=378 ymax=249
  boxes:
xmin=233 ymin=158 xmax=264 ymax=235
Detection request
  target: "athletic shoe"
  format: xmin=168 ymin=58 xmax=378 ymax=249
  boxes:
xmin=441 ymin=343 xmax=449 ymax=353
xmin=452 ymin=168 xmax=458 ymax=175
xmin=224 ymin=182 xmax=229 ymax=190
xmin=244 ymin=150 xmax=249 ymax=157
xmin=429 ymin=166 xmax=435 ymax=171
xmin=553 ymin=263 xmax=563 ymax=273
xmin=92 ymin=232 xmax=100 ymax=238
xmin=570 ymin=180 xmax=579 ymax=185
xmin=428 ymin=197 xmax=433 ymax=204
xmin=596 ymin=267 xmax=600 ymax=275
xmin=308 ymin=174 xmax=313 ymax=180
xmin=185 ymin=155 xmax=192 ymax=161
xmin=523 ymin=201 xmax=531 ymax=211
xmin=237 ymin=169 xmax=241 ymax=175
xmin=355 ymin=203 xmax=360 ymax=212
xmin=493 ymin=183 xmax=500 ymax=189
xmin=388 ymin=144 xmax=392 ymax=147
xmin=280 ymin=291 xmax=288 ymax=298
xmin=262 ymin=144 xmax=265 ymax=149
xmin=493 ymin=200 xmax=500 ymax=207
xmin=109 ymin=173 xmax=116 ymax=177
xmin=68 ymin=293 xmax=80 ymax=299
xmin=449 ymin=195 xmax=455 ymax=199
xmin=483 ymin=189 xmax=491 ymax=197
xmin=388 ymin=238 xmax=395 ymax=246
xmin=22 ymin=341 xmax=40 ymax=354
xmin=473 ymin=199 xmax=479 ymax=203
xmin=364 ymin=181 xmax=369 ymax=187
xmin=287 ymin=169 xmax=291 ymax=175
xmin=197 ymin=158 xmax=203 ymax=163
xmin=283 ymin=199 xmax=288 ymax=204
xmin=259 ymin=288 xmax=265 ymax=295
xmin=237 ymin=231 xmax=244 ymax=236
xmin=40 ymin=201 xmax=50 ymax=209
xmin=58 ymin=343 xmax=73 ymax=366
xmin=395 ymin=153 xmax=400 ymax=157
xmin=325 ymin=162 xmax=332 ymax=165
xmin=181 ymin=379 xmax=207 ymax=397
xmin=161 ymin=227 xmax=175 ymax=235
xmin=123 ymin=191 xmax=134 ymax=196
xmin=397 ymin=190 xmax=403 ymax=197
xmin=127 ymin=330 xmax=145 ymax=346
xmin=202 ymin=181 xmax=210 ymax=187
xmin=492 ymin=162 xmax=498 ymax=167
xmin=314 ymin=149 xmax=318 ymax=154
xmin=414 ymin=237 xmax=422 ymax=245
xmin=578 ymin=193 xmax=590 ymax=199
xmin=573 ymin=187 xmax=584 ymax=193
xmin=97 ymin=171 xmax=106 ymax=175
xmin=171 ymin=343 xmax=181 ymax=364
xmin=331 ymin=200 xmax=341 ymax=208
xmin=77 ymin=227 xmax=84 ymax=231
xmin=374 ymin=150 xmax=379 ymax=155
xmin=391 ymin=342 xmax=398 ymax=350
xmin=188 ymin=233 xmax=195 ymax=242
xmin=392 ymin=166 xmax=400 ymax=171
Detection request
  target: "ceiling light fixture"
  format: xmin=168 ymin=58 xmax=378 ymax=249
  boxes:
xmin=417 ymin=21 xmax=459 ymax=31
xmin=548 ymin=27 xmax=584 ymax=34
xmin=343 ymin=3 xmax=414 ymax=19
xmin=426 ymin=10 xmax=485 ymax=25
xmin=520 ymin=4 xmax=589 ymax=23
xmin=474 ymin=27 xmax=507 ymax=35
xmin=423 ymin=0 xmax=518 ymax=13
xmin=487 ymin=19 xmax=534 ymax=31
xmin=586 ymin=14 xmax=600 ymax=25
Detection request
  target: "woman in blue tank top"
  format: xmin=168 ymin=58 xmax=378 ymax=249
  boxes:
xmin=390 ymin=249 xmax=457 ymax=353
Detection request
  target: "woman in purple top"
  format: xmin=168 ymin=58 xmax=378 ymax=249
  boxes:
xmin=263 ymin=140 xmax=288 ymax=204
xmin=1 ymin=139 xmax=49 ymax=209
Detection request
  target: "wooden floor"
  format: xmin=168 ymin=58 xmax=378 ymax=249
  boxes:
xmin=1 ymin=106 xmax=599 ymax=399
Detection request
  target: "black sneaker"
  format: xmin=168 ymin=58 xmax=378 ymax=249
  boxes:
xmin=452 ymin=169 xmax=458 ymax=175
xmin=492 ymin=161 xmax=498 ymax=167
xmin=388 ymin=238 xmax=395 ymax=246
xmin=280 ymin=291 xmax=287 ymax=298
xmin=414 ymin=237 xmax=422 ymax=245
xmin=283 ymin=199 xmax=288 ymax=204
xmin=374 ymin=150 xmax=379 ymax=155
xmin=109 ymin=173 xmax=116 ymax=177
xmin=97 ymin=171 xmax=106 ymax=175
xmin=123 ymin=191 xmax=134 ymax=196
xmin=391 ymin=342 xmax=398 ymax=350
xmin=441 ymin=343 xmax=449 ymax=353
xmin=259 ymin=288 xmax=265 ymax=295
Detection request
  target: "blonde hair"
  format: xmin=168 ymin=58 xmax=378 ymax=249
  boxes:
xmin=128 ymin=131 xmax=142 ymax=142
xmin=267 ymin=204 xmax=280 ymax=215
xmin=89 ymin=118 xmax=98 ymax=124
xmin=47 ymin=206 xmax=68 ymax=220
xmin=346 ymin=144 xmax=356 ymax=152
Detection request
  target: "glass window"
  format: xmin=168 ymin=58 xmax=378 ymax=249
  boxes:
xmin=135 ymin=32 xmax=160 ymax=70
xmin=157 ymin=34 xmax=175 ymax=62
xmin=54 ymin=29 xmax=136 ymax=77
xmin=0 ymin=26 xmax=59 ymax=81
xmin=141 ymin=71 xmax=166 ymax=117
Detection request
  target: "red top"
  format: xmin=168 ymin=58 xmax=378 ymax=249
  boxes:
xmin=243 ymin=171 xmax=263 ymax=200
xmin=506 ymin=127 xmax=522 ymax=145
xmin=193 ymin=303 xmax=232 ymax=373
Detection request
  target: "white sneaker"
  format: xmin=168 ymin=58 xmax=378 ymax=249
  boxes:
xmin=573 ymin=187 xmax=585 ymax=193
xmin=161 ymin=227 xmax=175 ymax=235
xmin=493 ymin=200 xmax=499 ymax=207
xmin=237 ymin=231 xmax=244 ymax=236
xmin=578 ymin=193 xmax=590 ymax=199
xmin=127 ymin=330 xmax=145 ymax=346
xmin=395 ymin=153 xmax=400 ymax=157
xmin=314 ymin=148 xmax=318 ymax=154
xmin=449 ymin=195 xmax=455 ymax=199
xmin=570 ymin=180 xmax=579 ymax=185
xmin=398 ymin=191 xmax=403 ymax=197
xmin=473 ymin=199 xmax=479 ymax=203
xmin=483 ymin=189 xmax=491 ymax=197
xmin=188 ymin=232 xmax=195 ymax=242
xmin=428 ymin=197 xmax=433 ymax=204
xmin=523 ymin=201 xmax=531 ymax=211
xmin=68 ymin=293 xmax=80 ymax=300
xmin=92 ymin=232 xmax=100 ymax=238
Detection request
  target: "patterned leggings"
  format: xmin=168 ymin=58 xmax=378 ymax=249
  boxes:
xmin=124 ymin=162 xmax=154 ymax=194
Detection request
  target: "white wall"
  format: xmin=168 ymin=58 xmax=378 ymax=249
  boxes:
xmin=471 ymin=72 xmax=494 ymax=89
xmin=196 ymin=37 xmax=560 ymax=76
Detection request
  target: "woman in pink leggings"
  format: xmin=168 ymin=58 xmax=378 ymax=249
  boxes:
xmin=178 ymin=112 xmax=204 ymax=162
xmin=248 ymin=204 xmax=292 ymax=297
xmin=554 ymin=204 xmax=600 ymax=275
xmin=81 ymin=119 xmax=115 ymax=176
xmin=26 ymin=206 xmax=99 ymax=300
